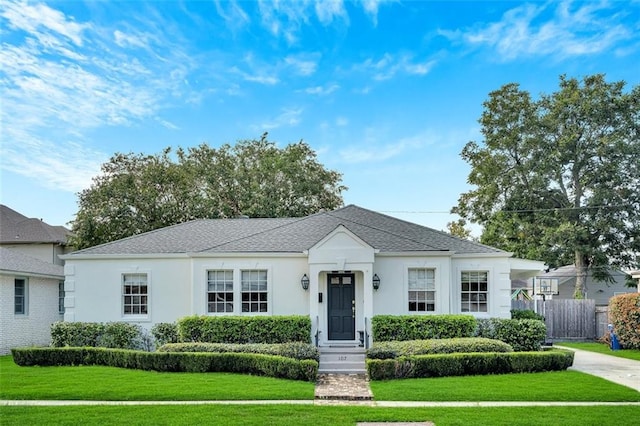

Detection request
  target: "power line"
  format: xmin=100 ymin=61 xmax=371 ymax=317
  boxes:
xmin=381 ymin=204 xmax=633 ymax=215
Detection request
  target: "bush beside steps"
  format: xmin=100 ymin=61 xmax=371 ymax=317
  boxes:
xmin=11 ymin=347 xmax=318 ymax=382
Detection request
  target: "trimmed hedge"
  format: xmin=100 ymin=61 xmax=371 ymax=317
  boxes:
xmin=367 ymin=338 xmax=513 ymax=359
xmin=159 ymin=342 xmax=320 ymax=361
xmin=177 ymin=315 xmax=311 ymax=344
xmin=151 ymin=323 xmax=179 ymax=346
xmin=372 ymin=315 xmax=476 ymax=341
xmin=366 ymin=350 xmax=574 ymax=380
xmin=609 ymin=293 xmax=640 ymax=349
xmin=50 ymin=321 xmax=144 ymax=349
xmin=475 ymin=318 xmax=546 ymax=351
xmin=11 ymin=347 xmax=318 ymax=382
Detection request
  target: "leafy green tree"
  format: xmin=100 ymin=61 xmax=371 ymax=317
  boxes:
xmin=446 ymin=219 xmax=473 ymax=240
xmin=454 ymin=74 xmax=640 ymax=298
xmin=70 ymin=134 xmax=346 ymax=249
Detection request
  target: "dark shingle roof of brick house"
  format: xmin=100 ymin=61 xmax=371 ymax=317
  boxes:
xmin=0 ymin=247 xmax=64 ymax=278
xmin=67 ymin=205 xmax=504 ymax=256
xmin=0 ymin=205 xmax=70 ymax=245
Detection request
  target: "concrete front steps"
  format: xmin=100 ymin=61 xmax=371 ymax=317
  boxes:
xmin=318 ymin=345 xmax=366 ymax=374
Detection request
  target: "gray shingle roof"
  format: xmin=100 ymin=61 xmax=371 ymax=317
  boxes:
xmin=68 ymin=205 xmax=504 ymax=256
xmin=0 ymin=205 xmax=70 ymax=244
xmin=0 ymin=247 xmax=64 ymax=278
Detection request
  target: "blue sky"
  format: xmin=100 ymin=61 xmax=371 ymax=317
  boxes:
xmin=1 ymin=1 xmax=639 ymax=234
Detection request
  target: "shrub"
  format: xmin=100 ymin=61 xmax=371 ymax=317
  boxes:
xmin=475 ymin=318 xmax=546 ymax=351
xmin=372 ymin=315 xmax=476 ymax=341
xmin=609 ymin=293 xmax=640 ymax=349
xmin=50 ymin=322 xmax=144 ymax=350
xmin=367 ymin=338 xmax=512 ymax=359
xmin=151 ymin=323 xmax=179 ymax=346
xmin=511 ymin=309 xmax=544 ymax=321
xmin=158 ymin=341 xmax=320 ymax=361
xmin=177 ymin=315 xmax=311 ymax=344
xmin=366 ymin=350 xmax=574 ymax=380
xmin=10 ymin=347 xmax=318 ymax=381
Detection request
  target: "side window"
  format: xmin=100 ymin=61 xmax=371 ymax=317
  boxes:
xmin=461 ymin=271 xmax=488 ymax=312
xmin=408 ymin=268 xmax=435 ymax=312
xmin=59 ymin=281 xmax=65 ymax=314
xmin=241 ymin=270 xmax=268 ymax=313
xmin=207 ymin=270 xmax=234 ymax=313
xmin=15 ymin=278 xmax=28 ymax=315
xmin=123 ymin=273 xmax=148 ymax=316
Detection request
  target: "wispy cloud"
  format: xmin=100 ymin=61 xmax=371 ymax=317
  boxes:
xmin=440 ymin=1 xmax=635 ymax=61
xmin=339 ymin=130 xmax=432 ymax=164
xmin=361 ymin=0 xmax=394 ymax=27
xmin=356 ymin=53 xmax=436 ymax=81
xmin=302 ymin=83 xmax=340 ymax=96
xmin=284 ymin=54 xmax=319 ymax=76
xmin=253 ymin=108 xmax=304 ymax=131
xmin=0 ymin=0 xmax=197 ymax=193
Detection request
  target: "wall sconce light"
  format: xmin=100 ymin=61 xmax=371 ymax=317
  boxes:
xmin=372 ymin=274 xmax=380 ymax=291
xmin=301 ymin=274 xmax=310 ymax=291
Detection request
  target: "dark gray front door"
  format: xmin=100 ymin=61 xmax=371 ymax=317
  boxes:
xmin=328 ymin=273 xmax=355 ymax=340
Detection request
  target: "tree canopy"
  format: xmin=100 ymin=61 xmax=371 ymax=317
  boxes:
xmin=454 ymin=74 xmax=640 ymax=298
xmin=70 ymin=134 xmax=346 ymax=249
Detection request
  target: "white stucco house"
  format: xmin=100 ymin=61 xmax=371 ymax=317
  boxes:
xmin=61 ymin=205 xmax=543 ymax=347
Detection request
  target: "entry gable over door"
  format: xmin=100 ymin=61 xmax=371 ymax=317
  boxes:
xmin=308 ymin=225 xmax=375 ymax=266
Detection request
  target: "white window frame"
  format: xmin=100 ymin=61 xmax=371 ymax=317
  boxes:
xmin=122 ymin=273 xmax=149 ymax=318
xmin=408 ymin=268 xmax=436 ymax=312
xmin=240 ymin=269 xmax=268 ymax=313
xmin=461 ymin=271 xmax=489 ymax=313
xmin=207 ymin=270 xmax=234 ymax=313
xmin=14 ymin=278 xmax=28 ymax=315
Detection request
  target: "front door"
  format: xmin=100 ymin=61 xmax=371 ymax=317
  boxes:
xmin=327 ymin=273 xmax=355 ymax=340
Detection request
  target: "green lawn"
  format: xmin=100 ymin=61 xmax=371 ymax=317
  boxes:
xmin=0 ymin=356 xmax=314 ymax=401
xmin=2 ymin=405 xmax=640 ymax=426
xmin=557 ymin=342 xmax=640 ymax=361
xmin=370 ymin=370 xmax=640 ymax=401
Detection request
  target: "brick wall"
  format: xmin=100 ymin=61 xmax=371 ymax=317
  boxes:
xmin=0 ymin=274 xmax=64 ymax=354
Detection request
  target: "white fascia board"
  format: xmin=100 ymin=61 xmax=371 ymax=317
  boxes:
xmin=188 ymin=252 xmax=307 ymax=259
xmin=451 ymin=252 xmax=511 ymax=259
xmin=377 ymin=251 xmax=453 ymax=257
xmin=0 ymin=269 xmax=64 ymax=280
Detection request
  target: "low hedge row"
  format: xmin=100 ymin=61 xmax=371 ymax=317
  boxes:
xmin=367 ymin=338 xmax=513 ymax=359
xmin=178 ymin=315 xmax=311 ymax=344
xmin=372 ymin=315 xmax=476 ymax=341
xmin=159 ymin=342 xmax=320 ymax=361
xmin=11 ymin=347 xmax=317 ymax=382
xmin=475 ymin=318 xmax=546 ymax=351
xmin=50 ymin=321 xmax=146 ymax=350
xmin=366 ymin=350 xmax=574 ymax=380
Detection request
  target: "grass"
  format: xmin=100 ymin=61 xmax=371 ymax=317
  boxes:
xmin=0 ymin=356 xmax=314 ymax=401
xmin=2 ymin=405 xmax=640 ymax=426
xmin=370 ymin=370 xmax=640 ymax=401
xmin=557 ymin=342 xmax=640 ymax=361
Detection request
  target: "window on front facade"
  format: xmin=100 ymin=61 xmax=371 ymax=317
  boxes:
xmin=241 ymin=270 xmax=267 ymax=313
xmin=14 ymin=278 xmax=27 ymax=315
xmin=207 ymin=270 xmax=234 ymax=313
xmin=58 ymin=281 xmax=65 ymax=314
xmin=461 ymin=271 xmax=488 ymax=312
xmin=123 ymin=274 xmax=148 ymax=315
xmin=408 ymin=268 xmax=435 ymax=312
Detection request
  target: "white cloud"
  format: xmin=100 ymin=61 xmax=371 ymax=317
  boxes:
xmin=441 ymin=1 xmax=635 ymax=61
xmin=254 ymin=108 xmax=303 ymax=131
xmin=285 ymin=54 xmax=319 ymax=76
xmin=339 ymin=131 xmax=429 ymax=164
xmin=303 ymin=83 xmax=340 ymax=95
xmin=244 ymin=74 xmax=280 ymax=85
xmin=214 ymin=0 xmax=250 ymax=31
xmin=356 ymin=53 xmax=436 ymax=81
xmin=361 ymin=0 xmax=393 ymax=27
xmin=315 ymin=0 xmax=347 ymax=25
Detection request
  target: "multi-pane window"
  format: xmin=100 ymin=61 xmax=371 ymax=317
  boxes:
xmin=461 ymin=271 xmax=488 ymax=312
xmin=241 ymin=270 xmax=267 ymax=313
xmin=408 ymin=268 xmax=435 ymax=312
xmin=207 ymin=270 xmax=234 ymax=313
xmin=123 ymin=274 xmax=148 ymax=315
xmin=58 ymin=281 xmax=65 ymax=314
xmin=14 ymin=278 xmax=27 ymax=315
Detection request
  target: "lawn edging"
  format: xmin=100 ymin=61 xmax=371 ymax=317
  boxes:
xmin=11 ymin=347 xmax=318 ymax=382
xmin=367 ymin=349 xmax=574 ymax=380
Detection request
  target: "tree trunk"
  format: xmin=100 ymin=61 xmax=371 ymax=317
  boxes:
xmin=573 ymin=252 xmax=588 ymax=299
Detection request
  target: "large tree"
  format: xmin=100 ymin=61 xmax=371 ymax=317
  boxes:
xmin=454 ymin=74 xmax=640 ymax=298
xmin=70 ymin=134 xmax=346 ymax=249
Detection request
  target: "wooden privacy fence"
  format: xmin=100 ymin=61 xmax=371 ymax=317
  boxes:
xmin=512 ymin=299 xmax=604 ymax=341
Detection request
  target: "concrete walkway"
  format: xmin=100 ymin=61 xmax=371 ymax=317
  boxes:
xmin=556 ymin=346 xmax=640 ymax=392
